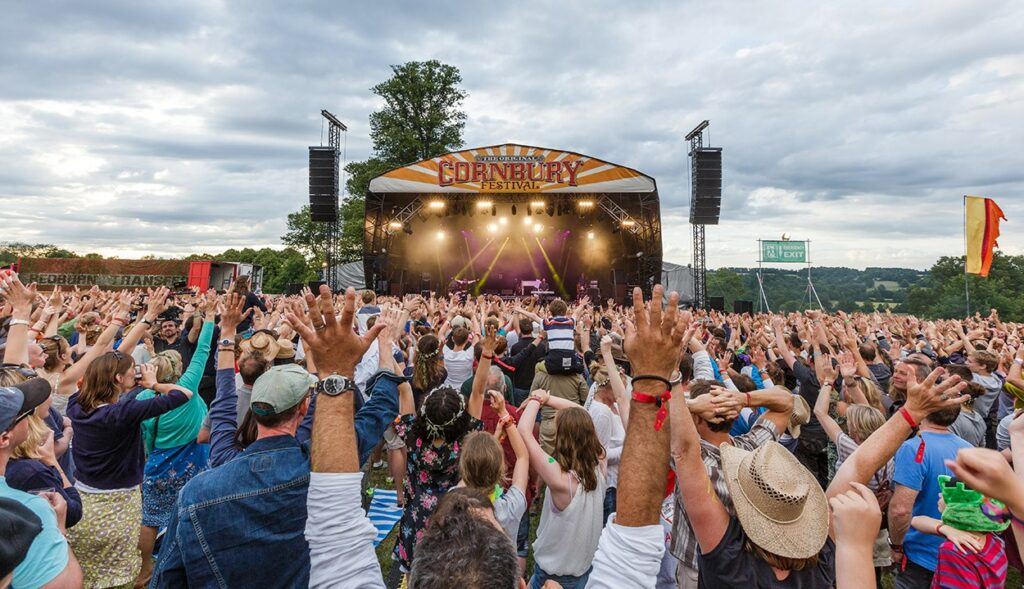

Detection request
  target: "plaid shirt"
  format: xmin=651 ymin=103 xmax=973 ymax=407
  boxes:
xmin=669 ymin=417 xmax=779 ymax=569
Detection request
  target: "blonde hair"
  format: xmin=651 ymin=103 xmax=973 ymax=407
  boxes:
xmin=846 ymin=404 xmax=886 ymax=444
xmin=852 ymin=378 xmax=885 ymax=415
xmin=12 ymin=415 xmax=50 ymax=460
xmin=151 ymin=350 xmax=183 ymax=384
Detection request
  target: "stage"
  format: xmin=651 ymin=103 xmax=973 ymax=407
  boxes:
xmin=363 ymin=144 xmax=663 ymax=304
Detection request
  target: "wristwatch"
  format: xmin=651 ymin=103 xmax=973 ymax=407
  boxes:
xmin=316 ymin=373 xmax=356 ymax=397
xmin=219 ymin=338 xmax=235 ymax=347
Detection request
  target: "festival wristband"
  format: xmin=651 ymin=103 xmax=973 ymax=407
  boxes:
xmin=632 ymin=389 xmax=672 ymax=431
xmin=631 ymin=374 xmax=672 ymax=389
xmin=8 ymin=319 xmax=30 ymax=327
xmin=898 ymin=407 xmax=919 ymax=431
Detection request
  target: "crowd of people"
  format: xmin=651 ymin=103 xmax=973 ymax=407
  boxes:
xmin=2 ymin=270 xmax=1024 ymax=589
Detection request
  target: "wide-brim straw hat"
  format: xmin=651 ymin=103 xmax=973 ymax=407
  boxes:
xmin=275 ymin=338 xmax=296 ymax=360
xmin=788 ymin=394 xmax=811 ymax=438
xmin=719 ymin=441 xmax=829 ymax=559
xmin=240 ymin=331 xmax=280 ymax=360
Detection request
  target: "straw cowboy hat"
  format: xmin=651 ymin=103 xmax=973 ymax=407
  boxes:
xmin=787 ymin=395 xmax=811 ymax=438
xmin=240 ymin=331 xmax=280 ymax=360
xmin=719 ymin=441 xmax=829 ymax=559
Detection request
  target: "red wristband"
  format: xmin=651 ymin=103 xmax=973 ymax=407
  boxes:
xmin=899 ymin=407 xmax=919 ymax=430
xmin=482 ymin=353 xmax=494 ymax=361
xmin=632 ymin=390 xmax=672 ymax=431
xmin=745 ymin=392 xmax=752 ymax=407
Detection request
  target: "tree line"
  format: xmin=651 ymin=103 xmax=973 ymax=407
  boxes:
xmin=705 ymin=252 xmax=1024 ymax=321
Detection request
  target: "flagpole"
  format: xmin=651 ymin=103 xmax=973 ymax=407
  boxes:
xmin=963 ymin=195 xmax=971 ymax=316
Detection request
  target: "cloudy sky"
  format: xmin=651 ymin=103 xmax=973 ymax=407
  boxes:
xmin=2 ymin=0 xmax=1022 ymax=269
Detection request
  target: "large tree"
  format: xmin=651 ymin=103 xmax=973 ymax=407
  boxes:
xmin=283 ymin=60 xmax=467 ymax=261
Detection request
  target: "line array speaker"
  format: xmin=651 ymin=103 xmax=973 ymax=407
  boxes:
xmin=689 ymin=148 xmax=722 ymax=225
xmin=309 ymin=146 xmax=339 ymax=222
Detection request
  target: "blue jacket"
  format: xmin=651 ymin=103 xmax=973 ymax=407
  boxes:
xmin=150 ymin=434 xmax=311 ymax=588
xmin=152 ymin=369 xmax=402 ymax=588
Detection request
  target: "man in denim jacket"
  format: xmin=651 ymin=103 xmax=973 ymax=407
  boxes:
xmin=151 ymin=289 xmax=392 ymax=588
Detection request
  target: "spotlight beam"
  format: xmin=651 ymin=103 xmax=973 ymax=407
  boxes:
xmin=534 ymin=237 xmax=568 ymax=299
xmin=474 ymin=237 xmax=511 ymax=295
xmin=454 ymin=239 xmax=496 ymax=280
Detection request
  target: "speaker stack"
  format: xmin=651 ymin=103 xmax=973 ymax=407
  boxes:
xmin=733 ymin=300 xmax=754 ymax=314
xmin=689 ymin=148 xmax=722 ymax=225
xmin=309 ymin=147 xmax=339 ymax=222
xmin=707 ymin=296 xmax=725 ymax=312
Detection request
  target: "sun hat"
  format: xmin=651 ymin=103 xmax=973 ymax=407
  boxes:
xmin=787 ymin=394 xmax=811 ymax=438
xmin=275 ymin=338 xmax=296 ymax=360
xmin=719 ymin=441 xmax=829 ymax=559
xmin=250 ymin=364 xmax=317 ymax=416
xmin=240 ymin=331 xmax=280 ymax=360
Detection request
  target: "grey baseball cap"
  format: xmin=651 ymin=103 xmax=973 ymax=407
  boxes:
xmin=0 ymin=377 xmax=52 ymax=431
xmin=250 ymin=364 xmax=317 ymax=416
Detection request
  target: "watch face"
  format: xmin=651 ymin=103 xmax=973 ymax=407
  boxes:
xmin=321 ymin=375 xmax=350 ymax=396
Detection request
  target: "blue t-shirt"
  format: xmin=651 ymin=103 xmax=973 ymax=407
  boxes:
xmin=893 ymin=430 xmax=972 ymax=572
xmin=0 ymin=477 xmax=69 ymax=588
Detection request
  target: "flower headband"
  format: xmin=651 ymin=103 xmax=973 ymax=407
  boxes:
xmin=421 ymin=387 xmax=465 ymax=439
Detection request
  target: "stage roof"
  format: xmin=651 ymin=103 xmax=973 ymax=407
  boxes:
xmin=368 ymin=143 xmax=656 ymax=195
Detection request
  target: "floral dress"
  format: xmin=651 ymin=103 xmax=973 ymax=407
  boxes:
xmin=392 ymin=412 xmax=483 ymax=570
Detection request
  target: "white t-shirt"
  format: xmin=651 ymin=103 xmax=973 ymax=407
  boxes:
xmin=586 ymin=517 xmax=666 ymax=589
xmin=588 ymin=401 xmax=625 ymax=488
xmin=442 ymin=346 xmax=474 ymax=388
xmin=305 ymin=472 xmax=385 ymax=588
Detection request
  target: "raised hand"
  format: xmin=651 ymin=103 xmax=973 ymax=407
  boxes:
xmin=487 ymin=390 xmax=507 ymax=416
xmin=903 ymin=368 xmax=968 ymax=423
xmin=944 ymin=447 xmax=1024 ymax=510
xmin=623 ymin=285 xmax=684 ymax=377
xmin=144 ymin=286 xmax=171 ymax=321
xmin=284 ymin=286 xmax=385 ymax=377
xmin=829 ymin=482 xmax=881 ymax=549
xmin=139 ymin=363 xmax=158 ymax=390
xmin=838 ymin=351 xmax=857 ymax=378
xmin=219 ymin=292 xmax=251 ymax=335
xmin=0 ymin=273 xmax=38 ymax=311
xmin=481 ymin=322 xmax=499 ymax=356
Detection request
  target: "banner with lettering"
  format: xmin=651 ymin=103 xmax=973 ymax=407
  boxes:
xmin=368 ymin=144 xmax=656 ymax=194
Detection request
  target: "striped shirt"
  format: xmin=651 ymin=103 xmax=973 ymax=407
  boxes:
xmin=543 ymin=316 xmax=576 ymax=351
xmin=931 ymin=534 xmax=1006 ymax=589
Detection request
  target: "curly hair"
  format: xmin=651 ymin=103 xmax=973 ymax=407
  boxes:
xmin=552 ymin=406 xmax=605 ymax=492
xmin=413 ymin=334 xmax=446 ymax=393
xmin=151 ymin=350 xmax=183 ymax=384
xmin=411 ymin=386 xmax=474 ymax=445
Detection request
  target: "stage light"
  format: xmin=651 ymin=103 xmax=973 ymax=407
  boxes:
xmin=436 ymin=230 xmax=446 ymax=240
xmin=532 ymin=223 xmax=542 ymax=234
xmin=621 ymin=219 xmax=636 ymax=227
xmin=428 ymin=200 xmax=445 ymax=210
xmin=587 ymin=231 xmax=595 ymax=240
xmin=523 ymin=217 xmax=533 ymax=226
xmin=531 ymin=200 xmax=545 ymax=208
xmin=388 ymin=221 xmax=402 ymax=229
xmin=487 ymin=223 xmax=497 ymax=234
xmin=578 ymin=200 xmax=594 ymax=208
xmin=498 ymin=217 xmax=508 ymax=225
xmin=477 ymin=200 xmax=492 ymax=209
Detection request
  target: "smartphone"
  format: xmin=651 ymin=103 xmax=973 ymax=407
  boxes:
xmin=134 ymin=365 xmax=143 ymax=380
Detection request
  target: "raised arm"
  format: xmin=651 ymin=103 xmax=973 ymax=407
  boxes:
xmin=57 ymin=300 xmax=130 ymax=396
xmin=1 ymin=274 xmax=37 ymax=366
xmin=813 ymin=383 xmax=844 ymax=443
xmin=468 ymin=323 xmax=499 ymax=420
xmin=772 ymin=316 xmax=798 ymax=370
xmin=600 ymin=335 xmax=630 ymax=427
xmin=117 ymin=287 xmax=170 ymax=354
xmin=826 ymin=368 xmax=968 ymax=539
xmin=516 ymin=390 xmax=572 ymax=503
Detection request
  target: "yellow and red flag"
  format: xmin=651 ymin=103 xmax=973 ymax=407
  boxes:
xmin=965 ymin=196 xmax=1006 ymax=277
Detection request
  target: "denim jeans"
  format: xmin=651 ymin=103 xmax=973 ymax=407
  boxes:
xmin=602 ymin=486 xmax=617 ymax=527
xmin=530 ymin=565 xmax=592 ymax=589
xmin=516 ymin=509 xmax=530 ymax=557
